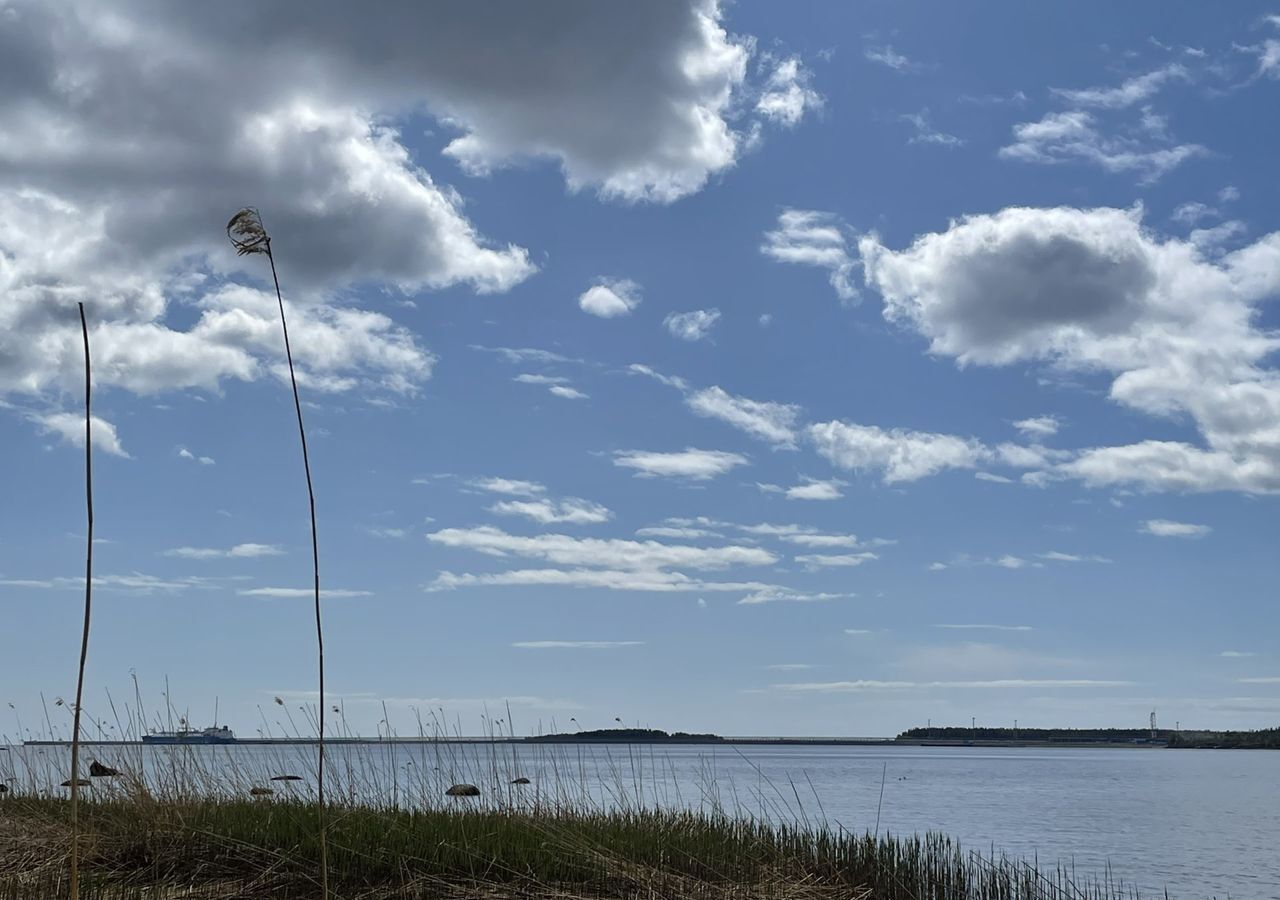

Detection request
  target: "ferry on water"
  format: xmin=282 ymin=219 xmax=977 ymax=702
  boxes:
xmin=141 ymin=726 xmax=236 ymax=745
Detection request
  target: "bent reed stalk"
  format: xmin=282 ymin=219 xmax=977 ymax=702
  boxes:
xmin=67 ymin=302 xmax=94 ymax=900
xmin=226 ymin=208 xmax=328 ymax=900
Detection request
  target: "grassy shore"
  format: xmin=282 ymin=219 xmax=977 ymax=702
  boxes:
xmin=0 ymin=793 xmax=1153 ymax=900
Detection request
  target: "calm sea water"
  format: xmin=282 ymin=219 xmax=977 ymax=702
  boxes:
xmin=6 ymin=741 xmax=1278 ymax=899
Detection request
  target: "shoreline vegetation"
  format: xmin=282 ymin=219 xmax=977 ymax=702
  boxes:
xmin=0 ymin=713 xmax=1199 ymax=898
xmin=20 ymin=724 xmax=1280 ymax=749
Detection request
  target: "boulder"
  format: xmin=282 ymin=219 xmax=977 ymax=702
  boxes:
xmin=445 ymin=783 xmax=480 ymax=797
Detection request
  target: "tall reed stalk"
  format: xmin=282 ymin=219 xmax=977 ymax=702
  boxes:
xmin=68 ymin=301 xmax=94 ymax=900
xmin=226 ymin=209 xmax=328 ymax=899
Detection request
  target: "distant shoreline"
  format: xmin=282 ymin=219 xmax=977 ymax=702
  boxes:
xmin=18 ymin=736 xmax=1171 ymax=749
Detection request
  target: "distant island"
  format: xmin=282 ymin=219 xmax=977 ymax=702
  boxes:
xmin=896 ymin=726 xmax=1280 ymax=749
xmin=527 ymin=728 xmax=726 ymax=743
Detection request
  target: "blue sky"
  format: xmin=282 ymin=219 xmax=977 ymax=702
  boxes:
xmin=3 ymin=0 xmax=1280 ymax=739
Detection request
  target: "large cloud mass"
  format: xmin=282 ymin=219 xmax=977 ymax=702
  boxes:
xmin=859 ymin=206 xmax=1280 ymax=492
xmin=0 ymin=0 xmax=773 ymax=415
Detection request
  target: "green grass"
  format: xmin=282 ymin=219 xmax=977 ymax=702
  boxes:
xmin=0 ymin=794 xmax=1148 ymax=900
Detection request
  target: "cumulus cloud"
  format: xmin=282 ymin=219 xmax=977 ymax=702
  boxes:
xmin=900 ymin=109 xmax=963 ymax=147
xmin=809 ymin=421 xmax=989 ymax=483
xmin=426 ymin=525 xmax=776 ymax=571
xmin=864 ymin=45 xmax=915 ymax=72
xmin=686 ymin=386 xmax=801 ymax=447
xmin=613 ymin=447 xmax=747 ymax=480
xmin=755 ymin=56 xmax=823 ymax=127
xmin=738 ymin=588 xmax=848 ymax=605
xmin=774 ymin=679 xmax=1131 ymax=692
xmin=512 ymin=641 xmax=643 ymax=649
xmin=664 ymin=309 xmax=722 ymax=341
xmin=578 ymin=278 xmax=642 ymax=318
xmin=490 ymin=497 xmax=613 ymax=525
xmin=430 ymin=567 xmax=774 ymax=595
xmin=759 ymin=476 xmax=849 ymax=500
xmin=239 ymin=587 xmax=373 ymax=598
xmin=469 ymin=477 xmax=546 ymax=497
xmin=1140 ymin=519 xmax=1212 ymax=538
xmin=1013 ymin=416 xmax=1061 ymax=439
xmin=859 ymin=205 xmax=1280 ymax=493
xmin=999 ymin=111 xmax=1206 ymax=182
xmin=761 ymin=209 xmax=859 ymax=301
xmin=165 ymin=543 xmax=284 ymax=560
xmin=177 ymin=446 xmax=216 ymax=465
xmin=2 ymin=1 xmax=804 ymax=425
xmin=33 ymin=411 xmax=129 ymax=458
xmin=795 ymin=552 xmax=878 ymax=569
xmin=1051 ymin=64 xmax=1189 ymax=108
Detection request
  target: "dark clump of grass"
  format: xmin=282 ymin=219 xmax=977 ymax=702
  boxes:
xmin=1 ymin=795 xmax=1146 ymax=900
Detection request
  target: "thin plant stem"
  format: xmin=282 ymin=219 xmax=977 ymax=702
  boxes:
xmin=68 ymin=301 xmax=94 ymax=900
xmin=264 ymin=236 xmax=328 ymax=900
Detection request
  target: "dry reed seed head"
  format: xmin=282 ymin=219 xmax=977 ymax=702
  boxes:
xmin=226 ymin=208 xmax=271 ymax=256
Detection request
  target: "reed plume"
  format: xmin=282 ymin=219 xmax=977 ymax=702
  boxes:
xmin=227 ymin=208 xmax=328 ymax=899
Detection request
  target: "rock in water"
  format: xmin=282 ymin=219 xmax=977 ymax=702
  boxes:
xmin=249 ymin=786 xmax=274 ymax=797
xmin=61 ymin=779 xmax=91 ymax=788
xmin=89 ymin=760 xmax=121 ymax=777
xmin=510 ymin=776 xmax=531 ymax=785
xmin=445 ymin=783 xmax=480 ymax=797
xmin=270 ymin=774 xmax=303 ymax=781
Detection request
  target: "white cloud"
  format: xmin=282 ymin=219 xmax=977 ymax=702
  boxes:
xmin=900 ymin=109 xmax=963 ymax=147
xmin=686 ymin=386 xmax=801 ymax=447
xmin=2 ymin=1 xmax=808 ymax=422
xmin=469 ymin=477 xmax=546 ymax=497
xmin=430 ymin=568 xmax=775 ymax=595
xmin=933 ymin=624 xmax=1033 ymax=632
xmin=548 ymin=385 xmax=589 ymax=400
xmin=975 ymin=472 xmax=1014 ymax=484
xmin=0 ymin=573 xmax=223 ymax=593
xmin=426 ymin=525 xmax=776 ymax=571
xmin=613 ymin=447 xmax=747 ymax=480
xmin=34 ymin=411 xmax=129 ymax=458
xmin=238 ymin=587 xmax=372 ymax=598
xmin=808 ymin=421 xmax=988 ymax=483
xmin=490 ymin=497 xmax=612 ymax=525
xmin=865 ymin=45 xmax=914 ymax=71
xmin=578 ymin=278 xmax=642 ymax=318
xmin=795 ymin=552 xmax=878 ymax=569
xmin=664 ymin=309 xmax=722 ymax=341
xmin=635 ymin=526 xmax=722 ymax=539
xmin=165 ymin=543 xmax=284 ymax=560
xmin=1013 ymin=416 xmax=1061 ymax=439
xmin=514 ymin=374 xmax=569 ymax=386
xmin=1140 ymin=519 xmax=1212 ymax=538
xmin=999 ymin=112 xmax=1206 ymax=182
xmin=859 ymin=205 xmax=1280 ymax=494
xmin=628 ymin=363 xmax=690 ymax=392
xmin=1220 ymin=650 xmax=1256 ymax=658
xmin=782 ymin=476 xmax=847 ymax=500
xmin=755 ymin=57 xmax=823 ymax=127
xmin=774 ymin=679 xmax=1132 ymax=692
xmin=1038 ymin=551 xmax=1110 ymax=563
xmin=1051 ymin=64 xmax=1189 ymax=108
xmin=766 ymin=663 xmax=815 ymax=670
xmin=177 ymin=446 xmax=216 ymax=465
xmin=738 ymin=588 xmax=847 ymax=605
xmin=761 ymin=209 xmax=859 ymax=301
xmin=512 ymin=641 xmax=643 ymax=649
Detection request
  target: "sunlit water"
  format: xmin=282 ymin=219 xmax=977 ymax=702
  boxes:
xmin=5 ymin=741 xmax=1278 ymax=899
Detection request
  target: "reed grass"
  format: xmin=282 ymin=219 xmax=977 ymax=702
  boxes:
xmin=1 ymin=697 xmax=1158 ymax=900
xmin=67 ymin=302 xmax=94 ymax=900
xmin=226 ymin=208 xmax=329 ymax=898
